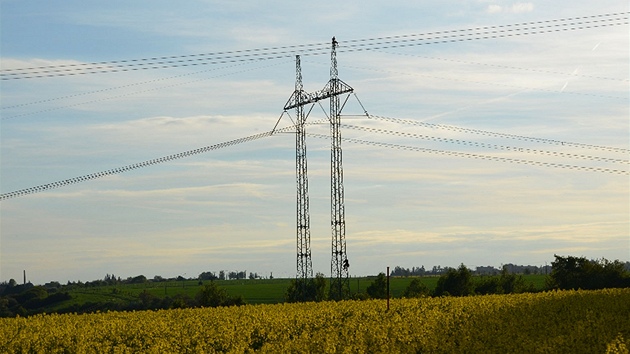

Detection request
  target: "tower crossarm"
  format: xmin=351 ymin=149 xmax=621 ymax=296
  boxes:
xmin=283 ymin=79 xmax=353 ymax=111
xmin=283 ymin=90 xmax=312 ymax=111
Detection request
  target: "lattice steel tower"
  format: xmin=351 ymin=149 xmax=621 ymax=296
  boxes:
xmin=283 ymin=55 xmax=313 ymax=282
xmin=326 ymin=37 xmax=353 ymax=300
xmin=283 ymin=40 xmax=353 ymax=300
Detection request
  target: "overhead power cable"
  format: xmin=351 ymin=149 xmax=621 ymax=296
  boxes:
xmin=326 ymin=62 xmax=625 ymax=100
xmin=341 ymin=124 xmax=629 ymax=165
xmin=1 ymin=61 xmax=260 ymax=111
xmin=339 ymin=13 xmax=628 ymax=53
xmin=365 ymin=114 xmax=630 ymax=154
xmin=1 ymin=60 xmax=291 ymax=120
xmin=2 ymin=12 xmax=626 ymax=80
xmin=0 ymin=126 xmax=293 ymax=201
xmin=307 ymin=133 xmax=629 ymax=176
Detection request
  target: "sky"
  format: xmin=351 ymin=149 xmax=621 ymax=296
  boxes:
xmin=1 ymin=1 xmax=628 ymax=284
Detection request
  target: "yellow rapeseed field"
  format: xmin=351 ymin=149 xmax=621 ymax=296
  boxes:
xmin=1 ymin=288 xmax=628 ymax=353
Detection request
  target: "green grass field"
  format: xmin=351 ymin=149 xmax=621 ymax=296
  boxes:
xmin=60 ymin=274 xmax=548 ymax=307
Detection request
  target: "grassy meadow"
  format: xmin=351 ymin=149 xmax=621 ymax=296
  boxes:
xmin=57 ymin=274 xmax=547 ymax=308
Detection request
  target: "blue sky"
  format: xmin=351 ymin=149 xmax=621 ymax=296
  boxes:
xmin=1 ymin=1 xmax=628 ymax=284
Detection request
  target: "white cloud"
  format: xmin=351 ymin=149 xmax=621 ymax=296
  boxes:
xmin=487 ymin=5 xmax=503 ymax=14
xmin=486 ymin=2 xmax=534 ymax=14
xmin=511 ymin=3 xmax=534 ymax=13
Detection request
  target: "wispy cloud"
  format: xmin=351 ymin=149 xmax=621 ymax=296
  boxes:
xmin=486 ymin=2 xmax=534 ymax=14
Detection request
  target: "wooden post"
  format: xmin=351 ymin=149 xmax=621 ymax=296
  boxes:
xmin=386 ymin=266 xmax=390 ymax=311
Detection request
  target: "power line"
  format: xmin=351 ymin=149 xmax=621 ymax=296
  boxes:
xmin=1 ymin=60 xmax=291 ymax=120
xmin=0 ymin=51 xmax=315 ymax=80
xmin=323 ymin=62 xmax=625 ymax=100
xmin=0 ymin=45 xmax=330 ymax=80
xmin=2 ymin=12 xmax=626 ymax=80
xmin=339 ymin=14 xmax=628 ymax=53
xmin=1 ymin=61 xmax=261 ymax=111
xmin=365 ymin=115 xmax=630 ymax=154
xmin=341 ymin=124 xmax=629 ymax=165
xmin=0 ymin=42 xmax=328 ymax=73
xmin=7 ymin=12 xmax=624 ymax=73
xmin=341 ymin=12 xmax=628 ymax=45
xmin=307 ymin=133 xmax=629 ymax=175
xmin=0 ymin=126 xmax=292 ymax=201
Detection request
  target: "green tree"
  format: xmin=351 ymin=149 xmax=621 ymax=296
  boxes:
xmin=402 ymin=278 xmax=430 ymax=298
xmin=434 ymin=264 xmax=474 ymax=297
xmin=366 ymin=273 xmax=388 ymax=299
xmin=139 ymin=290 xmax=160 ymax=309
xmin=129 ymin=275 xmax=147 ymax=284
xmin=285 ymin=273 xmax=327 ymax=302
xmin=498 ymin=267 xmax=533 ymax=294
xmin=475 ymin=276 xmax=501 ymax=295
xmin=195 ymin=281 xmax=244 ymax=307
xmin=476 ymin=267 xmax=534 ymax=295
xmin=546 ymin=255 xmax=629 ymax=290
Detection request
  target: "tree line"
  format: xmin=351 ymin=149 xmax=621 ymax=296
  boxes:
xmin=287 ymin=255 xmax=630 ymax=302
xmin=1 ymin=255 xmax=628 ymax=316
xmin=389 ymin=264 xmax=556 ymax=277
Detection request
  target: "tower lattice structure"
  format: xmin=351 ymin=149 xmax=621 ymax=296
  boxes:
xmin=283 ymin=39 xmax=354 ymax=300
xmin=325 ymin=37 xmax=353 ymax=300
xmin=284 ymin=55 xmax=313 ymax=283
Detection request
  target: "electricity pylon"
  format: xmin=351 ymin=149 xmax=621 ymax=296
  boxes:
xmin=325 ymin=37 xmax=353 ymax=300
xmin=284 ymin=55 xmax=313 ymax=287
xmin=283 ymin=38 xmax=354 ymax=301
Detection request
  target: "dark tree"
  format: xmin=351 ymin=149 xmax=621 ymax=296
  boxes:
xmin=366 ymin=273 xmax=388 ymax=299
xmin=139 ymin=290 xmax=160 ymax=309
xmin=475 ymin=276 xmax=502 ymax=295
xmin=475 ymin=267 xmax=534 ymax=295
xmin=402 ymin=278 xmax=430 ymax=298
xmin=198 ymin=272 xmax=217 ymax=281
xmin=285 ymin=273 xmax=327 ymax=302
xmin=498 ymin=267 xmax=533 ymax=294
xmin=195 ymin=282 xmax=244 ymax=307
xmin=546 ymin=255 xmax=629 ymax=290
xmin=434 ymin=264 xmax=474 ymax=297
xmin=129 ymin=275 xmax=147 ymax=284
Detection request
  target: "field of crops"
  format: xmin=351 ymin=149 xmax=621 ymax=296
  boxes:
xmin=1 ymin=288 xmax=628 ymax=353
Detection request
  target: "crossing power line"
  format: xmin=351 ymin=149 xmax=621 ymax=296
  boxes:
xmin=1 ymin=12 xmax=627 ymax=80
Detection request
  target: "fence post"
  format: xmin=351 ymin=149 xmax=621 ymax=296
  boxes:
xmin=387 ymin=266 xmax=390 ymax=311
